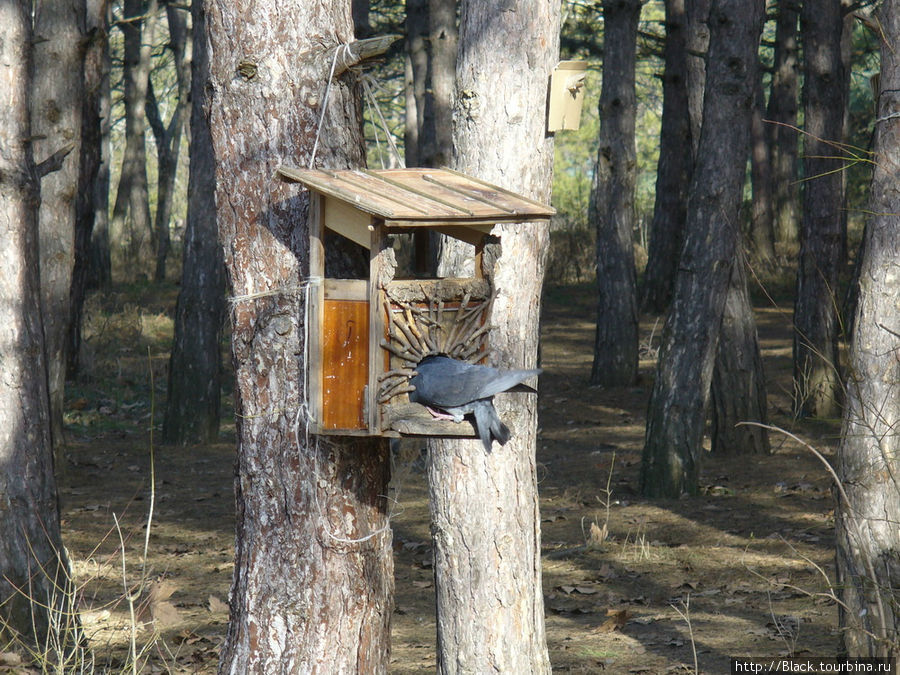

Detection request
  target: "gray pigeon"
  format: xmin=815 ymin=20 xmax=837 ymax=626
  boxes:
xmin=408 ymin=354 xmax=542 ymax=452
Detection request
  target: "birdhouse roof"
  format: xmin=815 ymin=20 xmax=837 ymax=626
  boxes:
xmin=277 ymin=167 xmax=555 ymax=224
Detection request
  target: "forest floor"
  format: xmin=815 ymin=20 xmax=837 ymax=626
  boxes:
xmin=51 ymin=278 xmax=844 ymax=674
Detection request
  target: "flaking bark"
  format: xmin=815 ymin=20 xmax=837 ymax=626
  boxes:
xmin=0 ymin=0 xmax=75 ymax=650
xmin=428 ymin=1 xmax=560 ymax=671
xmin=834 ymin=0 xmax=900 ymax=655
xmin=205 ymin=1 xmax=393 ymax=671
xmin=32 ymin=0 xmax=86 ymax=458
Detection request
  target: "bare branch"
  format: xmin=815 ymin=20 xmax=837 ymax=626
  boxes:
xmin=35 ymin=142 xmax=76 ymax=178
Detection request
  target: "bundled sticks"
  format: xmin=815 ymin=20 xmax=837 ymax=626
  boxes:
xmin=376 ymin=288 xmax=496 ymax=404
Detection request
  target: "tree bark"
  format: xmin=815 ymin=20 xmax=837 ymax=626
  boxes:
xmin=205 ymin=2 xmax=393 ymax=671
xmin=146 ymin=2 xmax=191 ymax=283
xmin=793 ymin=0 xmax=844 ymax=419
xmin=590 ymin=0 xmax=641 ymax=388
xmin=834 ymin=0 xmax=900 ymax=655
xmin=163 ymin=0 xmax=224 ymax=446
xmin=428 ymin=2 xmax=559 ymax=672
xmin=70 ymin=0 xmax=111 ymax=378
xmin=641 ymin=0 xmax=693 ymax=314
xmin=766 ymin=0 xmax=800 ymax=249
xmin=109 ymin=0 xmax=157 ymax=281
xmin=32 ymin=0 xmax=86 ymax=459
xmin=710 ymin=256 xmax=770 ymax=455
xmin=640 ymin=0 xmax=765 ymax=498
xmin=0 ymin=0 xmax=75 ymax=651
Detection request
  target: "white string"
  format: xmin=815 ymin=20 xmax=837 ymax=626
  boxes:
xmin=228 ymin=277 xmax=323 ymax=306
xmin=308 ymin=44 xmax=353 ymax=169
xmin=875 ymin=110 xmax=900 ymax=125
xmin=287 ymin=278 xmax=395 ymax=547
xmin=363 ymin=85 xmax=387 ymax=169
xmin=361 ymin=75 xmax=405 ymax=168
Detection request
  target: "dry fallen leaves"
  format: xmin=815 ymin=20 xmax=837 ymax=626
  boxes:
xmin=595 ymin=608 xmax=629 ymax=633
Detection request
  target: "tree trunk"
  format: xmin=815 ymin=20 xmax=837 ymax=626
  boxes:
xmin=640 ymin=0 xmax=765 ymax=498
xmin=405 ymin=0 xmax=456 ymax=272
xmin=405 ymin=0 xmax=456 ymax=169
xmin=404 ymin=0 xmax=427 ymax=166
xmin=710 ymin=256 xmax=770 ymax=455
xmin=766 ymin=0 xmax=800 ymax=249
xmin=641 ymin=0 xmax=693 ymax=315
xmin=146 ymin=2 xmax=190 ymax=283
xmin=163 ymin=0 xmax=224 ymax=447
xmin=352 ymin=0 xmax=371 ymax=37
xmin=70 ymin=0 xmax=111 ymax=378
xmin=749 ymin=70 xmax=776 ymax=264
xmin=109 ymin=0 xmax=157 ymax=281
xmin=793 ymin=0 xmax=844 ymax=419
xmin=0 ymin=0 xmax=75 ymax=651
xmin=834 ymin=0 xmax=900 ymax=655
xmin=428 ymin=2 xmax=559 ymax=672
xmin=87 ymin=0 xmax=113 ymax=291
xmin=32 ymin=0 xmax=86 ymax=458
xmin=205 ymin=2 xmax=393 ymax=671
xmin=589 ymin=0 xmax=641 ymax=387
xmin=685 ymin=0 xmax=711 ymax=159
xmin=422 ymin=0 xmax=456 ymax=168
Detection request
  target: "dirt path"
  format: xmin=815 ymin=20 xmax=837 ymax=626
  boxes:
xmin=59 ymin=283 xmax=841 ymax=673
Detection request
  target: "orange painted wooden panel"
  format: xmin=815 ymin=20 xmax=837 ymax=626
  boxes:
xmin=322 ymin=299 xmax=369 ymax=430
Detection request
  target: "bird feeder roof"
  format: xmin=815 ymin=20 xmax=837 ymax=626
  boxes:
xmin=277 ymin=166 xmax=556 ymax=224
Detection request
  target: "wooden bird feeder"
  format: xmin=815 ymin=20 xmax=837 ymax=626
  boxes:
xmin=277 ymin=166 xmax=555 ymax=439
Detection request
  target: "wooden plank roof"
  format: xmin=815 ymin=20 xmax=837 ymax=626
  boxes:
xmin=277 ymin=167 xmax=556 ymax=223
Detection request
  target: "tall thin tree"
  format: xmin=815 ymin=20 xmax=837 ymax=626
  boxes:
xmin=427 ymin=1 xmax=560 ymax=670
xmin=640 ymin=0 xmax=765 ymax=498
xmin=710 ymin=256 xmax=770 ymax=455
xmin=163 ymin=0 xmax=224 ymax=446
xmin=109 ymin=0 xmax=158 ymax=279
xmin=146 ymin=1 xmax=191 ymax=282
xmin=684 ymin=0 xmax=711 ymax=158
xmin=0 ymin=0 xmax=76 ymax=651
xmin=749 ymin=69 xmax=776 ymax=263
xmin=590 ymin=0 xmax=642 ymax=387
xmin=70 ymin=0 xmax=112 ymax=378
xmin=641 ymin=0 xmax=693 ymax=314
xmin=834 ymin=0 xmax=900 ymax=655
xmin=793 ymin=0 xmax=845 ymax=419
xmin=205 ymin=2 xmax=394 ymax=670
xmin=32 ymin=0 xmax=86 ymax=456
xmin=766 ymin=0 xmax=801 ymax=249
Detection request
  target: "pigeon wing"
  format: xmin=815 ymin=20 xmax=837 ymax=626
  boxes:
xmin=410 ymin=356 xmax=541 ymax=408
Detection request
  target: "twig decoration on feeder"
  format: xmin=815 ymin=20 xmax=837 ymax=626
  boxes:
xmin=377 ymin=288 xmax=499 ymax=404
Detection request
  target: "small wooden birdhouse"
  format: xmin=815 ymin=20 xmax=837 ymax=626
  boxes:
xmin=548 ymin=60 xmax=588 ymax=132
xmin=277 ymin=166 xmax=554 ymax=439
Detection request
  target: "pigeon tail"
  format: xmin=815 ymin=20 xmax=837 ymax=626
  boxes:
xmin=472 ymin=399 xmax=509 ymax=452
